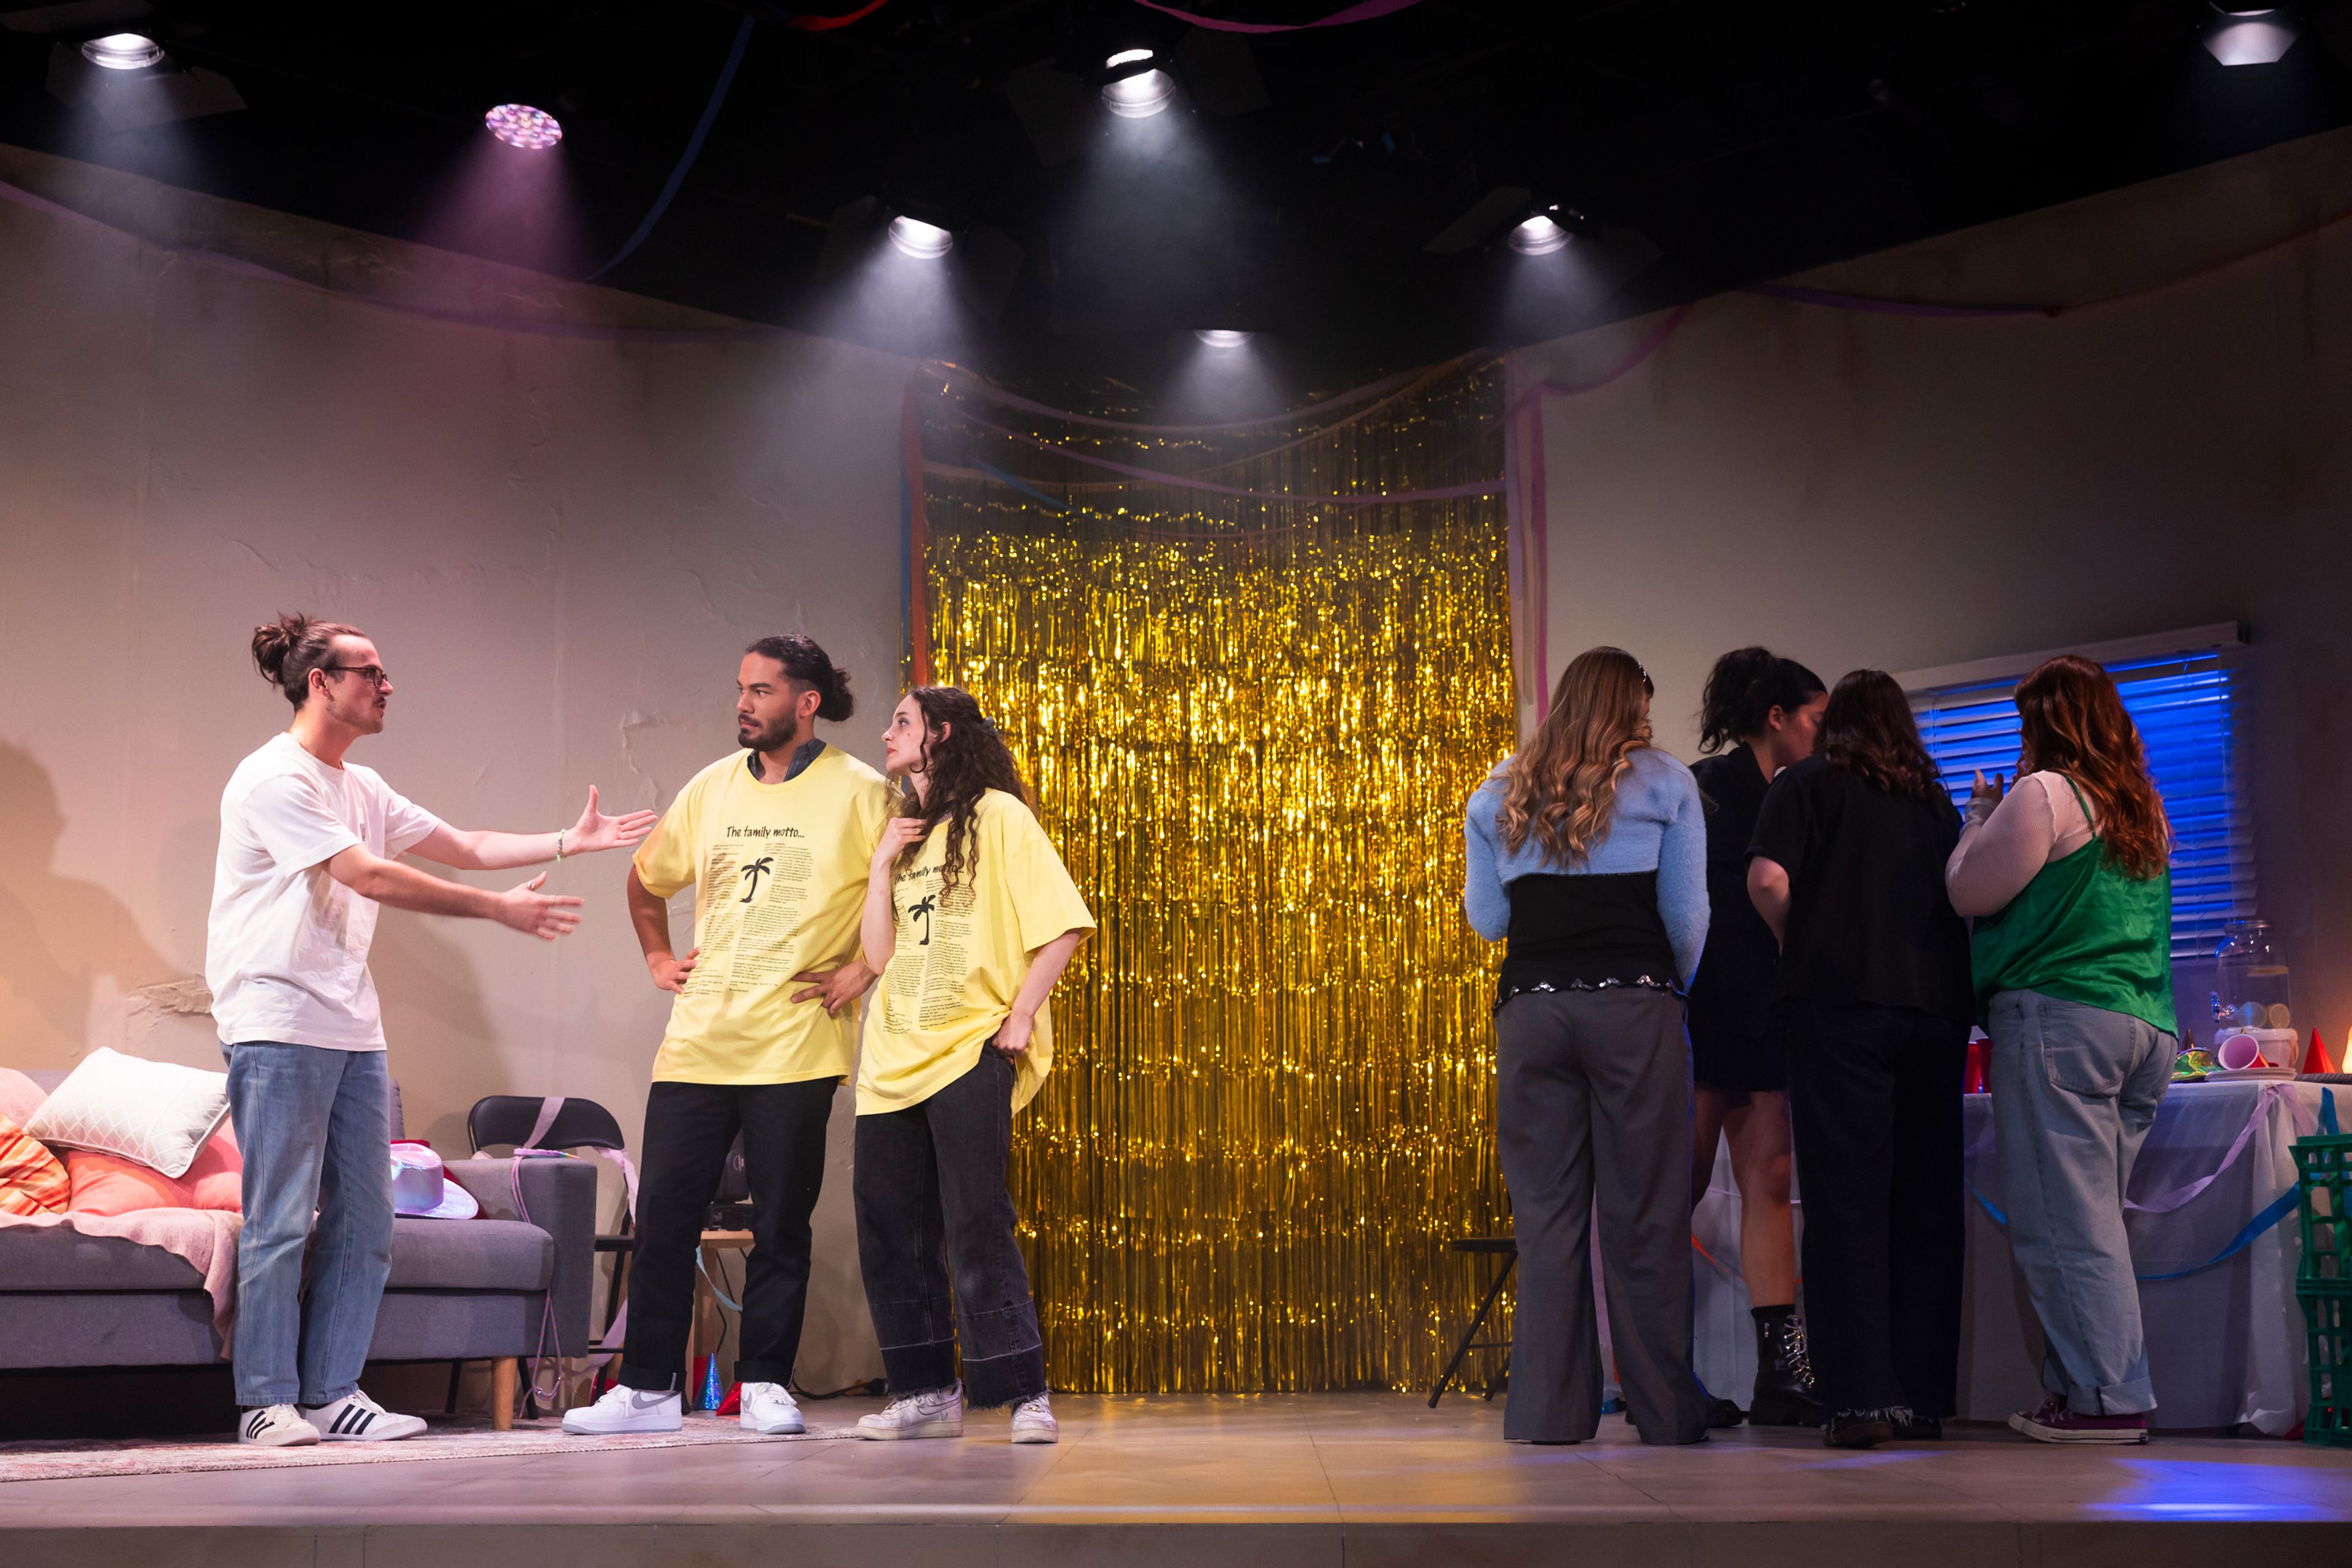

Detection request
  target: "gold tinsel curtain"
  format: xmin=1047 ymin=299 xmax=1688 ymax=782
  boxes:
xmin=914 ymin=360 xmax=1515 ymax=1392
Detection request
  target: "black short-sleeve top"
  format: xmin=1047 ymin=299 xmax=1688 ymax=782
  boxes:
xmin=1747 ymin=755 xmax=1972 ymax=1025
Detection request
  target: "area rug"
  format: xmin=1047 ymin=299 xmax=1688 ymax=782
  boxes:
xmin=0 ymin=1413 xmax=851 ymax=1482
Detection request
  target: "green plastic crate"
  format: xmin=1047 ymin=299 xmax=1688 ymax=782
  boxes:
xmin=2300 ymin=1286 xmax=2352 ymax=1447
xmin=2294 ymin=1133 xmax=2352 ymax=1287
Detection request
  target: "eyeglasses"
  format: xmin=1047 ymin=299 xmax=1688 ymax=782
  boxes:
xmin=321 ymin=665 xmax=391 ymax=688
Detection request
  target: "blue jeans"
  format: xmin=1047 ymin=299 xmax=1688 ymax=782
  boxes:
xmin=1986 ymin=990 xmax=2173 ymax=1415
xmin=225 ymin=1044 xmax=394 ymax=1409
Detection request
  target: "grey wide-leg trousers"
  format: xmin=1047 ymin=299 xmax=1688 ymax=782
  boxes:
xmin=1495 ymin=986 xmax=1710 ymax=1445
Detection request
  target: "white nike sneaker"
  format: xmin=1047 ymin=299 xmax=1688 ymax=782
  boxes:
xmin=1009 ymin=1392 xmax=1058 ymax=1444
xmin=853 ymin=1382 xmax=965 ymax=1440
xmin=739 ymin=1381 xmax=805 ymax=1435
xmin=301 ymin=1389 xmax=428 ymax=1442
xmin=562 ymin=1384 xmax=684 ymax=1434
xmin=239 ymin=1404 xmax=321 ymax=1447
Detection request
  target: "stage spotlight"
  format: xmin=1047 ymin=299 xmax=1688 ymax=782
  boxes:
xmin=888 ymin=215 xmax=955 ymax=260
xmin=2204 ymin=4 xmax=2299 ymax=64
xmin=1195 ymin=329 xmax=1252 ymax=347
xmin=484 ymin=103 xmax=562 ymax=149
xmin=81 ymin=33 xmax=161 ymax=70
xmin=1508 ymin=214 xmax=1570 ymax=255
xmin=1102 ymin=48 xmax=1175 ymax=119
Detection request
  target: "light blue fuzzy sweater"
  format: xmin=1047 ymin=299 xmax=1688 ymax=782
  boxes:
xmin=1463 ymin=746 xmax=1711 ymax=986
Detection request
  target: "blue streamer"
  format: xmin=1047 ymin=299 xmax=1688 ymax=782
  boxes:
xmin=971 ymin=458 xmax=1069 ymax=513
xmin=587 ymin=17 xmax=756 ymax=279
xmin=1966 ymin=1088 xmax=2336 ymax=1282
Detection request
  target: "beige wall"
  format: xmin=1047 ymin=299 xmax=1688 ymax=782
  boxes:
xmin=0 ymin=148 xmax=911 ymax=1387
xmin=1513 ymin=126 xmax=2352 ymax=1052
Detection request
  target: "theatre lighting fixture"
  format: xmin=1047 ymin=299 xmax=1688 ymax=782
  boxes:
xmin=81 ymin=33 xmax=162 ymax=70
xmin=888 ymin=215 xmax=955 ymax=260
xmin=484 ymin=103 xmax=562 ymax=149
xmin=1195 ymin=330 xmax=1252 ymax=348
xmin=1508 ymin=214 xmax=1570 ymax=255
xmin=2203 ymin=4 xmax=2299 ymax=64
xmin=1102 ymin=48 xmax=1175 ymax=119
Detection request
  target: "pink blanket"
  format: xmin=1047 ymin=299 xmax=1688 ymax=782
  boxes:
xmin=0 ymin=1207 xmax=240 ymax=1353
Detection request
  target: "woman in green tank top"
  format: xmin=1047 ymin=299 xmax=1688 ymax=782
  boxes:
xmin=1944 ymin=655 xmax=2174 ymax=1446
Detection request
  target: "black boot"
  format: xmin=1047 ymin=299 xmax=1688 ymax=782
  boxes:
xmin=1749 ymin=1306 xmax=1826 ymax=1428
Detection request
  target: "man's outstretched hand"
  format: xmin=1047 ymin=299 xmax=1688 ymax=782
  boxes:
xmin=568 ymin=785 xmax=659 ymax=856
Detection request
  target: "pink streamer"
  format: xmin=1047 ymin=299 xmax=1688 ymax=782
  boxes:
xmin=2122 ymin=1080 xmax=2291 ymax=1215
xmin=1130 ymin=0 xmax=1424 ymax=33
xmin=1744 ymin=283 xmax=2041 ymax=319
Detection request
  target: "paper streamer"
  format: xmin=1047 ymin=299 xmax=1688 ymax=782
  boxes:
xmin=1131 ymin=0 xmax=1424 ymax=32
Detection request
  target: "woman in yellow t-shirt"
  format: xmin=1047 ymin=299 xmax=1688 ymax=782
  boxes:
xmin=848 ymin=687 xmax=1093 ymax=1446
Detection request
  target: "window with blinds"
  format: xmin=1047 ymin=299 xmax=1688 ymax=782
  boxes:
xmin=1905 ymin=636 xmax=2252 ymax=960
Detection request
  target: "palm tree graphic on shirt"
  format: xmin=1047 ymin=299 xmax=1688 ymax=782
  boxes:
xmin=909 ymin=892 xmax=938 ymax=945
xmin=739 ymin=857 xmax=774 ymax=903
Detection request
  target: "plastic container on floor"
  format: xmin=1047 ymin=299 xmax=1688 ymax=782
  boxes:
xmin=2294 ymin=1131 xmax=2352 ymax=1288
xmin=2299 ymin=1286 xmax=2352 ymax=1447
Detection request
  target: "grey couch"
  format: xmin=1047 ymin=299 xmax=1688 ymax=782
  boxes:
xmin=0 ymin=1071 xmax=595 ymax=1427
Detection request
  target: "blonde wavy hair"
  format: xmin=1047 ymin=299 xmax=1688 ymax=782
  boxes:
xmin=1497 ymin=646 xmax=1655 ymax=865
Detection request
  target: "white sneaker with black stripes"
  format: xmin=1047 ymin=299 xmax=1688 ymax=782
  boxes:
xmin=238 ymin=1404 xmax=320 ymax=1447
xmin=301 ymin=1389 xmax=428 ymax=1442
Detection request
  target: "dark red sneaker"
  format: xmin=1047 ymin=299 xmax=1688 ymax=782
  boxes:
xmin=2010 ymin=1395 xmax=2149 ymax=1444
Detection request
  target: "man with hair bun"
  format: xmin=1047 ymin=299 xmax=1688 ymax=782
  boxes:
xmin=211 ymin=613 xmax=655 ymax=1447
xmin=565 ymin=635 xmax=889 ymax=1437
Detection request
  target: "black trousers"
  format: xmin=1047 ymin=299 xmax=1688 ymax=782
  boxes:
xmin=1784 ymin=1000 xmax=1969 ymax=1417
xmin=619 ymin=1077 xmax=836 ymax=1392
xmin=853 ymin=1049 xmax=1046 ymax=1409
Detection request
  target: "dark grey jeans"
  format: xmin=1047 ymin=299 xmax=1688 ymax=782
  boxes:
xmin=852 ymin=1048 xmax=1046 ymax=1408
xmin=1495 ymin=987 xmax=1710 ymax=1444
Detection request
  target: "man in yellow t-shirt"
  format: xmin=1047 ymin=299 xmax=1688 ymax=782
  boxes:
xmin=564 ymin=636 xmax=888 ymax=1439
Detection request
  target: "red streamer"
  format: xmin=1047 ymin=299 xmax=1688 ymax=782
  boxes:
xmin=786 ymin=0 xmax=889 ymax=30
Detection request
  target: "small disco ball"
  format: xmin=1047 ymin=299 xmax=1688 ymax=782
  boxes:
xmin=484 ymin=104 xmax=563 ymax=151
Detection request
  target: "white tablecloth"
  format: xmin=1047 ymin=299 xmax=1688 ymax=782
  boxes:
xmin=1689 ymin=1079 xmax=2335 ymax=1433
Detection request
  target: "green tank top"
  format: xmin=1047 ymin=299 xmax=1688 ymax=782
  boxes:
xmin=1968 ymin=775 xmax=2176 ymax=1034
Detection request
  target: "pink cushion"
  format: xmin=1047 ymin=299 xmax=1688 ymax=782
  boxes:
xmin=66 ymin=1126 xmax=242 ymax=1216
xmin=0 ymin=1068 xmax=47 ymax=1126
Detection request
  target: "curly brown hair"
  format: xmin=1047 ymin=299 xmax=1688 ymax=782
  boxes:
xmin=896 ymin=685 xmax=1031 ymax=890
xmin=1820 ymin=669 xmax=1943 ymax=802
xmin=1496 ymin=647 xmax=1654 ymax=865
xmin=2015 ymin=655 xmax=2171 ymax=880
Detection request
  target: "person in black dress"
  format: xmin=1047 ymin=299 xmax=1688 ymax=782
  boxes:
xmin=1686 ymin=649 xmax=1826 ymax=1427
xmin=1747 ymin=670 xmax=1972 ymax=1450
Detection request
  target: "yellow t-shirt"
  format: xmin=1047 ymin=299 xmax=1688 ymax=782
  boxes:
xmin=856 ymin=789 xmax=1095 ymax=1115
xmin=632 ymin=746 xmax=891 ymax=1085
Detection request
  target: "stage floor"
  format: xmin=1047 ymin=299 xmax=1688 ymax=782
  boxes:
xmin=4 ymin=1393 xmax=2350 ymax=1566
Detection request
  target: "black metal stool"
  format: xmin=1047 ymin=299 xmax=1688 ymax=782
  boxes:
xmin=1429 ymin=1237 xmax=1517 ymax=1408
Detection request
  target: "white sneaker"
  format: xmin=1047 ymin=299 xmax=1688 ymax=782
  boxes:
xmin=739 ymin=1381 xmax=805 ymax=1435
xmin=562 ymin=1384 xmax=683 ymax=1434
xmin=853 ymin=1382 xmax=964 ymax=1440
xmin=301 ymin=1389 xmax=427 ymax=1442
xmin=239 ymin=1404 xmax=321 ymax=1447
xmin=1009 ymin=1392 xmax=1058 ymax=1444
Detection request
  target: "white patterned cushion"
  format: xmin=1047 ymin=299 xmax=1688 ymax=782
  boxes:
xmin=21 ymin=1049 xmax=230 ymax=1180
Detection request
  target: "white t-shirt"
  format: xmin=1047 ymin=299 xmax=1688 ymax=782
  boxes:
xmin=206 ymin=732 xmax=443 ymax=1050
